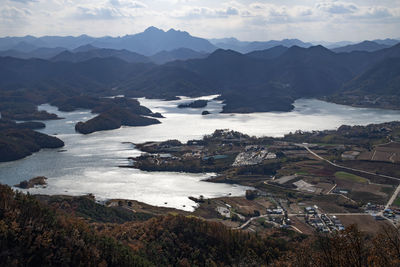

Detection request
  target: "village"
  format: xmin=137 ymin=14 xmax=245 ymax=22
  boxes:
xmin=125 ymin=123 xmax=400 ymax=235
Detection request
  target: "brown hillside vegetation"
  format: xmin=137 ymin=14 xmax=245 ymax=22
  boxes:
xmin=97 ymin=215 xmax=293 ymax=266
xmin=1 ymin=183 xmax=400 ymax=266
xmin=0 ymin=184 xmax=151 ymax=266
xmin=275 ymin=225 xmax=400 ymax=267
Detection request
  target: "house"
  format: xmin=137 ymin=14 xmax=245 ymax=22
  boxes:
xmin=304 ymin=206 xmax=316 ymax=215
xmin=341 ymin=151 xmax=360 ymax=160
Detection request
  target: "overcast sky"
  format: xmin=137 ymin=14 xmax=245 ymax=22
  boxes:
xmin=1 ymin=0 xmax=399 ymax=41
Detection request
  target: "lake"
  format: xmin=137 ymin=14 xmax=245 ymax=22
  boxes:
xmin=1 ymin=96 xmax=400 ymax=211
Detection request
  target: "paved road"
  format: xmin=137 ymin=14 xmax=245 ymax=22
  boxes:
xmin=298 ymin=143 xmax=400 ymax=212
xmin=297 ymin=143 xmax=400 ymax=182
xmin=329 ymin=213 xmax=371 ymax=216
xmin=235 ymin=143 xmax=400 ymax=232
xmin=233 ymin=214 xmax=304 ymax=233
xmin=233 ymin=214 xmax=270 ymax=230
xmin=287 ymin=213 xmax=370 ymax=216
xmin=385 ymin=184 xmax=400 ymax=210
xmin=327 ymin=184 xmax=337 ymax=194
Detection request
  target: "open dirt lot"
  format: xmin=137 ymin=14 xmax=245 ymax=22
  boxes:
xmin=337 ymin=215 xmax=392 ymax=233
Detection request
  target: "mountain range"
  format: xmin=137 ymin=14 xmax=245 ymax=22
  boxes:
xmin=0 ymin=27 xmax=216 ymax=56
xmin=1 ymin=27 xmax=398 ymax=63
xmin=0 ymin=27 xmax=399 ymax=161
xmin=209 ymin=37 xmax=313 ymax=53
xmin=332 ymin=41 xmax=390 ymax=53
xmin=51 ymin=46 xmax=151 ymax=63
xmin=0 ymin=26 xmax=399 ymax=118
xmin=1 ymin=42 xmax=399 ymax=114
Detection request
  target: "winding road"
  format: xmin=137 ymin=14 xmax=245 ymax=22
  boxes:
xmin=297 ymin=143 xmax=400 ymax=211
xmin=234 ymin=143 xmax=400 ymax=232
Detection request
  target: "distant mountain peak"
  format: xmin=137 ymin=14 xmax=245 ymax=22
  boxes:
xmin=144 ymin=26 xmax=164 ymax=33
xmin=281 ymin=38 xmax=300 ymax=42
xmin=167 ymin=28 xmax=189 ymax=36
xmin=286 ymin=45 xmax=302 ymax=51
xmin=209 ymin=48 xmax=243 ymax=58
xmin=309 ymin=44 xmax=331 ymax=51
xmin=73 ymin=44 xmax=98 ymax=52
xmin=360 ymin=40 xmax=377 ymax=45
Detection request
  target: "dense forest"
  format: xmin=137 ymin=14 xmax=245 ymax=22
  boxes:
xmin=0 ymin=119 xmax=64 ymax=162
xmin=1 ymin=184 xmax=400 ymax=266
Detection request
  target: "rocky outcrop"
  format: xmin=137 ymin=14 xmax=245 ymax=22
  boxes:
xmin=15 ymin=176 xmax=47 ymax=189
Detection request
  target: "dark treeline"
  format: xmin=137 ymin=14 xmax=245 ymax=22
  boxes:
xmin=1 ymin=183 xmax=400 ymax=266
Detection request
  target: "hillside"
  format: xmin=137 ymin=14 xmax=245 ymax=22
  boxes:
xmin=1 ymin=42 xmax=400 ymax=120
xmin=1 ymin=182 xmax=400 ymax=266
xmin=333 ymin=41 xmax=390 ymax=53
xmin=92 ymin=27 xmax=217 ymax=55
xmin=0 ymin=183 xmax=290 ymax=266
xmin=150 ymin=48 xmax=207 ymax=64
xmin=51 ymin=48 xmax=151 ymax=63
xmin=0 ymin=56 xmax=148 ymax=93
xmin=75 ymin=107 xmax=161 ymax=134
xmin=345 ymin=57 xmax=400 ymax=95
xmin=246 ymin=45 xmax=288 ymax=60
xmin=210 ymin=38 xmax=312 ymax=53
xmin=0 ymin=184 xmax=151 ymax=266
xmin=0 ymin=47 xmax=66 ymax=60
xmin=0 ymin=27 xmax=217 ymax=56
xmin=326 ymin=57 xmax=400 ymax=109
xmin=0 ymin=119 xmax=64 ymax=162
xmin=52 ymin=96 xmax=163 ymax=134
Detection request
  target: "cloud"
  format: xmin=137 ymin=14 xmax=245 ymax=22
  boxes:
xmin=358 ymin=6 xmax=392 ymax=19
xmin=9 ymin=0 xmax=37 ymax=3
xmin=75 ymin=1 xmax=147 ymax=20
xmin=225 ymin=7 xmax=238 ymax=16
xmin=109 ymin=0 xmax=146 ymax=9
xmin=171 ymin=6 xmax=240 ymax=19
xmin=1 ymin=0 xmax=400 ymax=41
xmin=243 ymin=3 xmax=316 ymax=24
xmin=0 ymin=6 xmax=31 ymax=19
xmin=76 ymin=6 xmax=122 ymax=20
xmin=316 ymin=2 xmax=358 ymax=14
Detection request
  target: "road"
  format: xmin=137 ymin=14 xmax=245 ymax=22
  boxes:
xmin=297 ymin=143 xmax=400 ymax=212
xmin=385 ymin=184 xmax=400 ymax=210
xmin=235 ymin=143 xmax=400 ymax=232
xmin=233 ymin=214 xmax=304 ymax=233
xmin=235 ymin=212 xmax=370 ymax=233
xmin=297 ymin=143 xmax=400 ymax=182
xmin=287 ymin=213 xmax=370 ymax=217
xmin=233 ymin=214 xmax=270 ymax=230
xmin=327 ymin=184 xmax=337 ymax=194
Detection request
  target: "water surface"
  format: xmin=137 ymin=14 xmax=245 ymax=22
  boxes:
xmin=1 ymin=96 xmax=400 ymax=211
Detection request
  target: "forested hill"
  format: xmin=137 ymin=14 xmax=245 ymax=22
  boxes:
xmin=1 ymin=43 xmax=399 ymax=115
xmin=0 ymin=183 xmax=290 ymax=266
xmin=325 ymin=53 xmax=400 ymax=109
xmin=1 ymin=183 xmax=400 ymax=266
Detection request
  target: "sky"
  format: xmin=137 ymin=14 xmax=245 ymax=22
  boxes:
xmin=0 ymin=0 xmax=400 ymax=42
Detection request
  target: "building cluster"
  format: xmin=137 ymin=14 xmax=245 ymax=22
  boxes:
xmin=304 ymin=206 xmax=344 ymax=232
xmin=265 ymin=206 xmax=292 ymax=228
xmin=232 ymin=145 xmax=276 ymax=167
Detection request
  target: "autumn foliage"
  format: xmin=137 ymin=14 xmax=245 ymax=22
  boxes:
xmin=278 ymin=224 xmax=400 ymax=267
xmin=1 ymin=183 xmax=400 ymax=266
xmin=0 ymin=185 xmax=150 ymax=266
